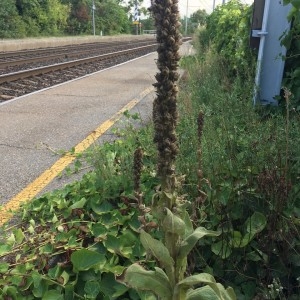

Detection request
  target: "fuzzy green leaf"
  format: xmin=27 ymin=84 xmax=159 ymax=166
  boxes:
xmin=177 ymin=273 xmax=217 ymax=288
xmin=182 ymin=210 xmax=194 ymax=237
xmin=179 ymin=227 xmax=220 ymax=259
xmin=122 ymin=263 xmax=172 ymax=299
xmin=162 ymin=208 xmax=186 ymax=236
xmin=177 ymin=274 xmax=236 ymax=300
xmin=186 ymin=286 xmax=219 ymax=300
xmin=140 ymin=230 xmax=174 ymax=270
xmin=71 ymin=249 xmax=106 ymax=271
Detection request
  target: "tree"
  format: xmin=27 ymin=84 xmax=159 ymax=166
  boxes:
xmin=95 ymin=0 xmax=131 ymax=35
xmin=190 ymin=9 xmax=207 ymax=27
xmin=64 ymin=0 xmax=91 ymax=34
xmin=16 ymin=0 xmax=70 ymax=35
xmin=0 ymin=0 xmax=26 ymax=38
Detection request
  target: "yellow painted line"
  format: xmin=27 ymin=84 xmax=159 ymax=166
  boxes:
xmin=0 ymin=87 xmax=154 ymax=225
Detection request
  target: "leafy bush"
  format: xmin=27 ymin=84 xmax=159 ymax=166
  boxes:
xmin=199 ymin=0 xmax=256 ymax=78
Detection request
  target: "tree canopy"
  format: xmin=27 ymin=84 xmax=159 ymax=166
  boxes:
xmin=0 ymin=0 xmax=150 ymax=38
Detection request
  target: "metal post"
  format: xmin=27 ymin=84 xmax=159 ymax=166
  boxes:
xmin=253 ymin=0 xmax=292 ymax=105
xmin=213 ymin=0 xmax=216 ymax=11
xmin=134 ymin=0 xmax=139 ymax=35
xmin=185 ymin=0 xmax=189 ymax=36
xmin=92 ymin=0 xmax=96 ymax=36
xmin=222 ymin=0 xmax=226 ymax=4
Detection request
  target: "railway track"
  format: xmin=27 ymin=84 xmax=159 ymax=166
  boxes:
xmin=0 ymin=37 xmax=191 ymax=102
xmin=0 ymin=39 xmax=155 ymax=73
xmin=0 ymin=43 xmax=156 ymax=101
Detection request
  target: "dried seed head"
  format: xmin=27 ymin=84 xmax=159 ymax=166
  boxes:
xmin=197 ymin=111 xmax=204 ymax=143
xmin=152 ymin=0 xmax=181 ymax=189
xmin=133 ymin=147 xmax=143 ymax=193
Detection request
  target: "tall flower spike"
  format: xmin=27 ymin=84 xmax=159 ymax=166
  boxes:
xmin=133 ymin=147 xmax=143 ymax=196
xmin=151 ymin=0 xmax=181 ymax=192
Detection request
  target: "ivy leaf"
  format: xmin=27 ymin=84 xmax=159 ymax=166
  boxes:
xmin=14 ymin=228 xmax=25 ymax=245
xmin=71 ymin=249 xmax=106 ymax=271
xmin=84 ymin=280 xmax=100 ymax=298
xmin=0 ymin=262 xmax=9 ymax=273
xmin=42 ymin=290 xmax=64 ymax=300
xmin=69 ymin=197 xmax=87 ymax=210
xmin=122 ymin=263 xmax=172 ymax=299
xmin=0 ymin=243 xmax=12 ymax=255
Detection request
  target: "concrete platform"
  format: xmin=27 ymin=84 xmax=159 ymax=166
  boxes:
xmin=0 ymin=42 xmax=194 ymax=224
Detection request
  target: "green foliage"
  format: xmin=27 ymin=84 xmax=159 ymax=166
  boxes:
xmin=2 ymin=0 xmax=133 ymax=38
xmin=0 ymin=123 xmax=157 ymax=299
xmin=95 ymin=0 xmax=131 ymax=35
xmin=281 ymin=0 xmax=300 ymax=109
xmin=200 ymin=0 xmax=256 ymax=78
xmin=0 ymin=0 xmax=26 ymax=38
xmin=177 ymin=41 xmax=300 ymax=299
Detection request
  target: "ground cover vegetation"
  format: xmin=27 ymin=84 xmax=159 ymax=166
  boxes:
xmin=0 ymin=0 xmax=300 ymax=299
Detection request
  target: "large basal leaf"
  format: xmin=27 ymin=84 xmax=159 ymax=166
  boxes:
xmin=71 ymin=249 xmax=106 ymax=271
xmin=186 ymin=286 xmax=220 ymax=300
xmin=140 ymin=230 xmax=174 ymax=270
xmin=162 ymin=208 xmax=186 ymax=236
xmin=177 ymin=274 xmax=236 ymax=300
xmin=122 ymin=263 xmax=172 ymax=299
xmin=179 ymin=227 xmax=220 ymax=259
xmin=245 ymin=211 xmax=267 ymax=235
xmin=177 ymin=273 xmax=217 ymax=288
xmin=211 ymin=240 xmax=232 ymax=259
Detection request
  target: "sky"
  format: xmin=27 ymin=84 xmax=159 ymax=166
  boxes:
xmin=141 ymin=0 xmax=254 ymax=15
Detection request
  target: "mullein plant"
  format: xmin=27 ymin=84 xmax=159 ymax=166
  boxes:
xmin=121 ymin=1 xmax=236 ymax=299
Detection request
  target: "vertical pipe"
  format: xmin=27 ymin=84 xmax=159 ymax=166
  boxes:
xmin=92 ymin=0 xmax=95 ymax=36
xmin=185 ymin=0 xmax=189 ymax=36
xmin=253 ymin=0 xmax=270 ymax=105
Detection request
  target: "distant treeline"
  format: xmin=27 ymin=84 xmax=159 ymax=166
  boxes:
xmin=0 ymin=0 xmax=149 ymax=38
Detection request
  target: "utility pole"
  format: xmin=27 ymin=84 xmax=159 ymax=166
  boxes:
xmin=134 ymin=0 xmax=139 ymax=35
xmin=185 ymin=0 xmax=189 ymax=36
xmin=222 ymin=0 xmax=226 ymax=4
xmin=92 ymin=0 xmax=96 ymax=36
xmin=213 ymin=0 xmax=216 ymax=10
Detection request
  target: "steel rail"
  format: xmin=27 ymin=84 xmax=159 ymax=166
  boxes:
xmin=0 ymin=40 xmax=155 ymax=68
xmin=0 ymin=44 xmax=157 ymax=84
xmin=0 ymin=39 xmax=154 ymax=60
